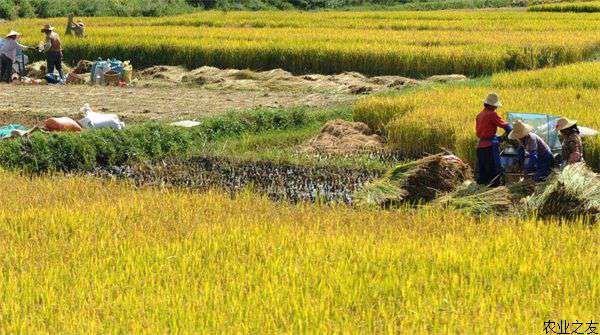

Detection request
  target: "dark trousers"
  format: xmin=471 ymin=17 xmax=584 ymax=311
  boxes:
xmin=477 ymin=144 xmax=503 ymax=187
xmin=0 ymin=54 xmax=13 ymax=83
xmin=534 ymin=153 xmax=554 ymax=182
xmin=47 ymin=51 xmax=63 ymax=79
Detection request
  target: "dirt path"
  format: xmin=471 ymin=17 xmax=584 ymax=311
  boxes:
xmin=0 ymin=84 xmax=353 ymax=125
xmin=2 ymin=65 xmax=467 ymax=126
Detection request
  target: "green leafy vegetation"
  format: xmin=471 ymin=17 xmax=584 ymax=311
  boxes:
xmin=0 ymin=107 xmax=353 ymax=173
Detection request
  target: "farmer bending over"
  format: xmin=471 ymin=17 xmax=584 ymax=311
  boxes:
xmin=475 ymin=93 xmax=512 ymax=186
xmin=41 ymin=24 xmax=64 ymax=80
xmin=72 ymin=21 xmax=85 ymax=38
xmin=0 ymin=31 xmax=32 ymax=83
xmin=508 ymin=120 xmax=554 ymax=182
xmin=556 ymin=117 xmax=584 ymax=165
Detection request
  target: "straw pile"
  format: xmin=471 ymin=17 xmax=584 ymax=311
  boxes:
xmin=353 ymin=179 xmax=407 ymax=208
xmin=355 ymin=154 xmax=472 ymax=206
xmin=435 ymin=181 xmax=511 ymax=216
xmin=525 ymin=163 xmax=600 ymax=220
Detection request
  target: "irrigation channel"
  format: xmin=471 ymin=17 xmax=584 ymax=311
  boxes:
xmin=93 ymin=156 xmax=383 ymax=204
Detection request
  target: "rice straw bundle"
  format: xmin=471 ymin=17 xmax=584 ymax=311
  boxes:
xmin=354 ymin=154 xmax=473 ymax=207
xmin=435 ymin=181 xmax=511 ymax=216
xmin=525 ymin=163 xmax=600 ymax=220
xmin=353 ymin=179 xmax=407 ymax=207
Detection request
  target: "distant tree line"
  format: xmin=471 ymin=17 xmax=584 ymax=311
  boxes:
xmin=0 ymin=0 xmax=527 ymax=19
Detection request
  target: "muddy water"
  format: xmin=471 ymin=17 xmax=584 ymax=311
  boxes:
xmin=94 ymin=156 xmax=383 ymax=204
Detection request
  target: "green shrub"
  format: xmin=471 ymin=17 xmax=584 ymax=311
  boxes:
xmin=0 ymin=0 xmax=17 ymax=20
xmin=0 ymin=108 xmax=325 ymax=174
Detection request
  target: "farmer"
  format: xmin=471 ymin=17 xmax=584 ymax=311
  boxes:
xmin=41 ymin=24 xmax=64 ymax=80
xmin=0 ymin=31 xmax=32 ymax=83
xmin=508 ymin=120 xmax=554 ymax=182
xmin=556 ymin=117 xmax=584 ymax=165
xmin=71 ymin=21 xmax=85 ymax=38
xmin=475 ymin=92 xmax=512 ymax=186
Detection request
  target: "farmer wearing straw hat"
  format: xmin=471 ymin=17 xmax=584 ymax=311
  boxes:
xmin=40 ymin=24 xmax=64 ymax=80
xmin=556 ymin=117 xmax=584 ymax=165
xmin=508 ymin=120 xmax=554 ymax=182
xmin=475 ymin=93 xmax=512 ymax=186
xmin=71 ymin=21 xmax=86 ymax=38
xmin=0 ymin=31 xmax=33 ymax=83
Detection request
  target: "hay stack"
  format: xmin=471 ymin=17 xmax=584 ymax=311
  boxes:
xmin=388 ymin=154 xmax=472 ymax=203
xmin=435 ymin=181 xmax=511 ymax=216
xmin=303 ymin=120 xmax=384 ymax=155
xmin=355 ymin=154 xmax=472 ymax=206
xmin=525 ymin=163 xmax=600 ymax=220
xmin=26 ymin=61 xmax=71 ymax=79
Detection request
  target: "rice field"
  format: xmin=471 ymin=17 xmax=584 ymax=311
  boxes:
xmin=529 ymin=1 xmax=600 ymax=12
xmin=3 ymin=11 xmax=600 ymax=76
xmin=354 ymin=62 xmax=600 ymax=168
xmin=492 ymin=61 xmax=600 ymax=88
xmin=1 ymin=9 xmax=599 ymax=333
xmin=0 ymin=172 xmax=598 ymax=333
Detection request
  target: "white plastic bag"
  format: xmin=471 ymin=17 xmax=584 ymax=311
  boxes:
xmin=170 ymin=120 xmax=201 ymax=128
xmin=79 ymin=103 xmax=125 ymax=130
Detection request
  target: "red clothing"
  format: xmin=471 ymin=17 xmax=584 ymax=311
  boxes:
xmin=476 ymin=108 xmax=509 ymax=148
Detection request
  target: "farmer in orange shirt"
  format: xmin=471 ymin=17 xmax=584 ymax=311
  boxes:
xmin=475 ymin=93 xmax=512 ymax=186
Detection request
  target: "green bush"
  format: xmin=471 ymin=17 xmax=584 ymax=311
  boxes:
xmin=0 ymin=0 xmax=17 ymax=19
xmin=0 ymin=124 xmax=192 ymax=173
xmin=0 ymin=108 xmax=325 ymax=174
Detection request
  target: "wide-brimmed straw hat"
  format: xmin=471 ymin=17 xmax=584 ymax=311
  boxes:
xmin=76 ymin=21 xmax=85 ymax=27
xmin=483 ymin=92 xmax=502 ymax=108
xmin=6 ymin=30 xmax=21 ymax=38
xmin=41 ymin=24 xmax=54 ymax=32
xmin=508 ymin=120 xmax=534 ymax=140
xmin=555 ymin=117 xmax=577 ymax=131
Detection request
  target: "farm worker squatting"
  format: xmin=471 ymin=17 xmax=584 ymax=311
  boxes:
xmin=475 ymin=93 xmax=512 ymax=186
xmin=0 ymin=31 xmax=33 ymax=83
xmin=508 ymin=120 xmax=554 ymax=182
xmin=556 ymin=117 xmax=584 ymax=165
xmin=41 ymin=24 xmax=64 ymax=80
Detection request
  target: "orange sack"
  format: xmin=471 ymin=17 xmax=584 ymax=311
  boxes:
xmin=44 ymin=117 xmax=82 ymax=132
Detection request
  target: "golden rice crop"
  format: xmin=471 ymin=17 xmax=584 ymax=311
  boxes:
xmin=0 ymin=171 xmax=598 ymax=333
xmin=354 ymin=86 xmax=600 ymax=168
xmin=492 ymin=61 xmax=600 ymax=88
xmin=529 ymin=1 xmax=600 ymax=12
xmin=2 ymin=11 xmax=600 ymax=76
